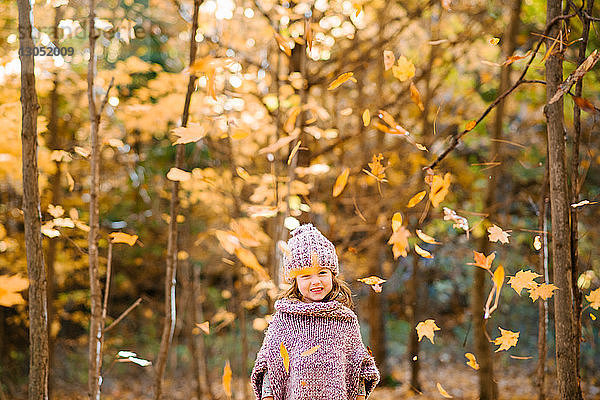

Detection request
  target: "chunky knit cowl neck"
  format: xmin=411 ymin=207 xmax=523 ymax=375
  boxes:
xmin=250 ymin=297 xmax=380 ymax=400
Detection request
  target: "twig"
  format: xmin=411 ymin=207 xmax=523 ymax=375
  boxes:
xmin=104 ymin=297 xmax=143 ymax=333
xmin=425 ymin=12 xmax=576 ymax=170
xmin=98 ymin=77 xmax=115 ymax=117
xmin=101 ymin=241 xmax=113 ymax=327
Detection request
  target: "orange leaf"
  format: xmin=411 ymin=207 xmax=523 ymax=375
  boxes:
xmin=223 ymin=360 xmax=232 ymax=396
xmin=387 ymin=226 xmax=410 ymax=259
xmin=493 ymin=327 xmax=519 ymax=352
xmin=436 ymin=382 xmax=453 ymax=398
xmin=467 ymin=250 xmax=495 ymax=270
xmin=328 ymin=72 xmax=354 ymax=90
xmin=573 ymin=96 xmax=597 ymax=113
xmin=301 ymin=344 xmax=321 ymax=356
xmin=280 ymin=342 xmax=290 ymax=373
xmin=0 ymin=275 xmax=29 ymax=307
xmin=287 ymin=140 xmax=301 ymax=165
xmin=410 ymin=82 xmax=424 ymax=111
xmin=414 ymin=243 xmax=433 ymax=259
xmin=362 ymin=109 xmax=371 ymax=126
xmin=416 ymin=319 xmax=440 ymax=344
xmin=465 ymin=353 xmax=480 ymax=370
xmin=274 ymin=32 xmax=292 ymax=56
xmin=391 ymin=212 xmax=403 ymax=232
xmin=333 ymin=168 xmax=350 ymax=197
xmin=586 ymin=288 xmax=600 ymax=310
xmin=416 ymin=229 xmax=440 ymax=244
xmin=109 ymin=232 xmax=138 ymax=246
xmin=528 ymin=283 xmax=559 ymax=302
xmin=465 ymin=120 xmax=476 ymax=131
xmin=507 ymin=270 xmax=541 ymax=295
xmin=407 ymin=191 xmax=426 ymax=208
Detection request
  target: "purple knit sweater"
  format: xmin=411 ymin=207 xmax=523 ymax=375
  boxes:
xmin=250 ymin=297 xmax=380 ymax=400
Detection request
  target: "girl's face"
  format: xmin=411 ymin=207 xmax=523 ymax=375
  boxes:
xmin=296 ymin=267 xmax=333 ymax=302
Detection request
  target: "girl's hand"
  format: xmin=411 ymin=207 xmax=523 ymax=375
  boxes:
xmin=356 ymin=396 xmax=366 ymax=400
xmin=262 ymin=397 xmax=274 ymax=400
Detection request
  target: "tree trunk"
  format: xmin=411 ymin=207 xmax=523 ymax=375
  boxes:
xmin=407 ymin=256 xmax=420 ymax=391
xmin=544 ymin=1 xmax=583 ymax=398
xmin=17 ymin=0 xmax=49 ymax=398
xmin=536 ymin=165 xmax=549 ymax=400
xmin=87 ymin=0 xmax=104 ymax=397
xmin=153 ymin=0 xmax=201 ymax=398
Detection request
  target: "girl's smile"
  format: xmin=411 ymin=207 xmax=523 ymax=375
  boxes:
xmin=296 ymin=267 xmax=333 ymax=302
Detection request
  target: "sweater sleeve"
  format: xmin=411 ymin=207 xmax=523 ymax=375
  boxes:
xmin=250 ymin=319 xmax=274 ymax=400
xmin=349 ymin=318 xmax=380 ymax=399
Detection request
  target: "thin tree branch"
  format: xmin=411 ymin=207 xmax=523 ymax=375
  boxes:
xmin=104 ymin=298 xmax=143 ymax=333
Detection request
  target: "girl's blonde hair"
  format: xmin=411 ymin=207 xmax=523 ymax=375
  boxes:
xmin=276 ymin=273 xmax=355 ymax=310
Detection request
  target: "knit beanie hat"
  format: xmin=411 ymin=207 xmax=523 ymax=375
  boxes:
xmin=282 ymin=223 xmax=339 ymax=283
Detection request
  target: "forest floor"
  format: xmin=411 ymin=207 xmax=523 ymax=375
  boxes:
xmin=29 ymin=362 xmax=600 ymax=400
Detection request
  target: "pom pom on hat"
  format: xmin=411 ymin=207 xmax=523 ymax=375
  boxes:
xmin=282 ymin=223 xmax=339 ymax=283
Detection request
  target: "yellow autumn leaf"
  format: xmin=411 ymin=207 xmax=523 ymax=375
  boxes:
xmin=109 ymin=232 xmax=138 ymax=246
xmin=166 ymin=167 xmax=192 ymax=182
xmin=436 ymin=382 xmax=453 ymax=398
xmin=215 ymin=230 xmax=240 ymax=254
xmin=492 ymin=264 xmax=505 ymax=305
xmin=230 ymin=128 xmax=250 ymax=140
xmin=391 ymin=212 xmax=403 ymax=232
xmin=383 ymin=50 xmax=395 ymax=71
xmin=467 ymin=250 xmax=495 ymax=270
xmin=488 ymin=224 xmax=510 ymax=244
xmin=414 ymin=243 xmax=433 ymax=259
xmin=465 ymin=352 xmax=480 ymax=370
xmin=416 ymin=229 xmax=440 ymax=244
xmin=363 ymin=153 xmax=387 ymax=182
xmin=287 ymin=140 xmax=301 ymax=165
xmin=388 ymin=226 xmax=410 ymax=259
xmin=301 ymin=344 xmax=321 ymax=356
xmin=586 ymin=288 xmax=600 ymax=310
xmin=533 ymin=235 xmax=542 ymax=250
xmin=234 ymin=247 xmax=270 ymax=281
xmin=48 ymin=204 xmax=64 ymax=218
xmin=493 ymin=327 xmax=519 ymax=352
xmin=407 ymin=191 xmax=426 ymax=208
xmin=284 ymin=106 xmax=302 ymax=133
xmin=357 ymin=276 xmax=387 ymax=285
xmin=429 ymin=173 xmax=451 ymax=208
xmin=328 ymin=72 xmax=354 ymax=90
xmin=528 ymin=283 xmax=559 ymax=302
xmin=223 ymin=360 xmax=232 ymax=397
xmin=236 ymin=167 xmax=250 ymax=181
xmin=392 ymin=56 xmax=415 ymax=82
xmin=274 ymin=32 xmax=292 ymax=56
xmin=333 ymin=168 xmax=350 ymax=197
xmin=362 ymin=109 xmax=371 ymax=126
xmin=416 ymin=319 xmax=440 ymax=344
xmin=196 ymin=321 xmax=210 ymax=334
xmin=280 ymin=342 xmax=290 ymax=373
xmin=465 ymin=120 xmax=477 ymax=131
xmin=410 ymin=82 xmax=424 ymax=111
xmin=507 ymin=270 xmax=541 ymax=295
xmin=0 ymin=275 xmax=29 ymax=307
xmin=489 ymin=37 xmax=500 ymax=45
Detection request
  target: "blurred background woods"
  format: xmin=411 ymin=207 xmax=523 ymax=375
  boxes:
xmin=1 ymin=0 xmax=600 ymax=398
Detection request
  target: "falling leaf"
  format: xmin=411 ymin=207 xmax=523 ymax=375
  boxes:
xmin=410 ymin=82 xmax=424 ymax=111
xmin=489 ymin=37 xmax=500 ymax=45
xmin=509 ymin=355 xmax=533 ymax=360
xmin=284 ymin=106 xmax=302 ymax=133
xmin=493 ymin=327 xmax=519 ymax=352
xmin=416 ymin=319 xmax=440 ymax=344
xmin=362 ymin=109 xmax=371 ymax=126
xmin=74 ymin=146 xmax=90 ymax=158
xmin=196 ymin=321 xmax=210 ymax=334
xmin=443 ymin=207 xmax=469 ymax=237
xmin=392 ymin=56 xmax=415 ymax=82
xmin=223 ymin=360 xmax=232 ymax=396
xmin=333 ymin=168 xmax=350 ymax=197
xmin=274 ymin=32 xmax=292 ymax=56
xmin=436 ymin=383 xmax=453 ymax=398
xmin=0 ymin=275 xmax=29 ymax=307
xmin=488 ymin=224 xmax=510 ymax=244
xmin=414 ymin=243 xmax=433 ymax=259
xmin=571 ymin=199 xmax=598 ymax=208
xmin=41 ymin=222 xmax=60 ymax=238
xmin=416 ymin=229 xmax=440 ymax=244
xmin=109 ymin=232 xmax=138 ymax=246
xmin=362 ymin=153 xmax=388 ymax=182
xmin=166 ymin=167 xmax=192 ymax=182
xmin=573 ymin=97 xmax=597 ymax=113
xmin=377 ymin=110 xmax=409 ymax=135
xmin=51 ymin=150 xmax=72 ymax=162
xmin=287 ymin=140 xmax=301 ymax=165
xmin=528 ymin=283 xmax=559 ymax=302
xmin=357 ymin=276 xmax=387 ymax=286
xmin=507 ymin=270 xmax=541 ymax=295
xmin=533 ymin=235 xmax=542 ymax=250
xmin=328 ymin=72 xmax=354 ymax=90
xmin=280 ymin=342 xmax=290 ymax=373
xmin=383 ymin=50 xmax=395 ymax=71
xmin=407 ymin=191 xmax=426 ymax=208
xmin=48 ymin=204 xmax=65 ymax=218
xmin=492 ymin=265 xmax=505 ymax=303
xmin=388 ymin=226 xmax=410 ymax=259
xmin=467 ymin=250 xmax=495 ymax=270
xmin=305 ymin=19 xmax=313 ymax=52
xmin=258 ymin=132 xmax=299 ymax=155
xmin=215 ymin=230 xmax=240 ymax=254
xmin=236 ymin=167 xmax=250 ymax=181
xmin=66 ymin=171 xmax=75 ymax=192
xmin=429 ymin=173 xmax=451 ymax=208
xmin=391 ymin=212 xmax=403 ymax=232
xmin=465 ymin=120 xmax=477 ymax=131
xmin=465 ymin=353 xmax=480 ymax=370
xmin=591 ymin=313 xmax=596 ymax=320
xmin=234 ymin=247 xmax=270 ymax=281
xmin=206 ymin=69 xmax=217 ymax=100
xmin=301 ymin=344 xmax=321 ymax=356
xmin=586 ymin=288 xmax=600 ymax=310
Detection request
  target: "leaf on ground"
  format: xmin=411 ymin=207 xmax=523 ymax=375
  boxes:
xmin=416 ymin=319 xmax=440 ymax=344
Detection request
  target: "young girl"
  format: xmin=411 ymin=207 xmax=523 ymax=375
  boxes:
xmin=250 ymin=223 xmax=380 ymax=400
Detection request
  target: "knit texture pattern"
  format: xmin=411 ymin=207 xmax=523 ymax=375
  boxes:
xmin=250 ymin=297 xmax=380 ymax=400
xmin=282 ymin=223 xmax=339 ymax=283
